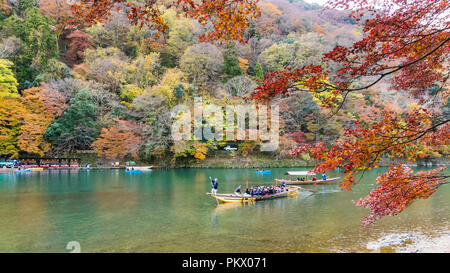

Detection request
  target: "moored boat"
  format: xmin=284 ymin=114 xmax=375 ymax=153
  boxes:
xmin=132 ymin=166 xmax=153 ymax=171
xmin=206 ymin=186 xmax=300 ymax=203
xmin=125 ymin=167 xmax=140 ymax=173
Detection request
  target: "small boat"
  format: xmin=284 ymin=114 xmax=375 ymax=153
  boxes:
xmin=207 ymin=186 xmax=300 ymax=203
xmin=125 ymin=167 xmax=140 ymax=173
xmin=131 ymin=166 xmax=153 ymax=171
xmin=256 ymin=170 xmax=271 ymax=175
xmin=275 ymin=171 xmax=340 ymax=185
xmin=16 ymin=169 xmax=31 ymax=173
xmin=29 ymin=167 xmax=44 ymax=171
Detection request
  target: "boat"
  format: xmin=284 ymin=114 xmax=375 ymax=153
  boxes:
xmin=29 ymin=167 xmax=44 ymax=171
xmin=125 ymin=167 xmax=140 ymax=173
xmin=131 ymin=166 xmax=153 ymax=171
xmin=275 ymin=171 xmax=340 ymax=185
xmin=206 ymin=186 xmax=300 ymax=203
xmin=16 ymin=169 xmax=31 ymax=173
xmin=256 ymin=170 xmax=271 ymax=175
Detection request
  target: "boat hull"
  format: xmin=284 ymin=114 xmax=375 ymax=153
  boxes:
xmin=207 ymin=187 xmax=300 ymax=203
xmin=275 ymin=177 xmax=340 ymax=185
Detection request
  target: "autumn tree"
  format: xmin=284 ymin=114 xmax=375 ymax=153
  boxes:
xmin=64 ymin=30 xmax=91 ymax=66
xmin=250 ymin=0 xmax=450 ymax=225
xmin=92 ymin=119 xmax=142 ymax=159
xmin=0 ymin=58 xmax=18 ymax=97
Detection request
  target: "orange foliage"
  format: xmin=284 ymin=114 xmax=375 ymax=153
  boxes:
xmin=71 ymin=0 xmax=261 ymax=43
xmin=92 ymin=119 xmax=143 ymax=159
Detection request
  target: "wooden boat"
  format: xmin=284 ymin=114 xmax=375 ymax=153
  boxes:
xmin=207 ymin=186 xmax=300 ymax=203
xmin=275 ymin=177 xmax=340 ymax=185
xmin=275 ymin=171 xmax=340 ymax=185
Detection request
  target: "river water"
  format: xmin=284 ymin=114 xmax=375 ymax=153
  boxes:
xmin=0 ymin=167 xmax=448 ymax=252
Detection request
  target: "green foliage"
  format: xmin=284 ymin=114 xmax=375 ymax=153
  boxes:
xmin=254 ymin=63 xmax=264 ymax=81
xmin=45 ymin=89 xmax=99 ymax=151
xmin=2 ymin=7 xmax=58 ymax=89
xmin=223 ymin=46 xmax=242 ymax=81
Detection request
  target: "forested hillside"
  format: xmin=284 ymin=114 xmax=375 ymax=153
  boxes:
xmin=0 ymin=0 xmax=446 ymax=166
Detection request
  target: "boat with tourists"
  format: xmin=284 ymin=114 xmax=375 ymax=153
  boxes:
xmin=206 ymin=186 xmax=300 ymax=203
xmin=275 ymin=171 xmax=340 ymax=185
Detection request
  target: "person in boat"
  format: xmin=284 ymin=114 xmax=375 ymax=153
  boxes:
xmin=210 ymin=177 xmax=219 ymax=195
xmin=234 ymin=185 xmax=241 ymax=196
xmin=322 ymin=173 xmax=327 ymax=180
xmin=281 ymin=180 xmax=286 ymax=187
xmin=312 ymin=176 xmax=317 ymax=181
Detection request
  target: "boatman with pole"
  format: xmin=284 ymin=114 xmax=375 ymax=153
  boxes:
xmin=210 ymin=177 xmax=219 ymax=195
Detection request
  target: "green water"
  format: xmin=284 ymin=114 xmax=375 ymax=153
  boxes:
xmin=0 ymin=167 xmax=448 ymax=252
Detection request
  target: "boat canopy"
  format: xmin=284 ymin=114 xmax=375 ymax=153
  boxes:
xmin=286 ymin=171 xmax=316 ymax=176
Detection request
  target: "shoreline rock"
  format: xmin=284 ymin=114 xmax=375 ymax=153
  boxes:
xmin=366 ymin=231 xmax=450 ymax=253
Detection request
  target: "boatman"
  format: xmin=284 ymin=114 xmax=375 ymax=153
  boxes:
xmin=210 ymin=177 xmax=219 ymax=195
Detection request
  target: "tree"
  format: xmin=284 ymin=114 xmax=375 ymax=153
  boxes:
xmin=71 ymin=0 xmax=261 ymax=42
xmin=0 ymin=58 xmax=18 ymax=97
xmin=2 ymin=7 xmax=58 ymax=89
xmin=0 ymin=97 xmax=22 ymax=157
xmin=17 ymin=87 xmax=53 ymax=156
xmin=45 ymin=89 xmax=99 ymax=152
xmin=92 ymin=119 xmax=142 ymax=159
xmin=180 ymin=43 xmax=224 ymax=87
xmin=64 ymin=30 xmax=91 ymax=66
xmin=225 ymin=76 xmax=257 ymax=97
xmin=223 ymin=45 xmax=242 ymax=81
xmin=254 ymin=63 xmax=263 ymax=81
xmin=250 ymin=0 xmax=450 ymax=225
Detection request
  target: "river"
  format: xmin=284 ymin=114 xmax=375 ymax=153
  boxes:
xmin=0 ymin=167 xmax=448 ymax=252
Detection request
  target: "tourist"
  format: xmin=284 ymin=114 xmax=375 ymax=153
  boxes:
xmin=234 ymin=185 xmax=241 ymax=196
xmin=322 ymin=173 xmax=327 ymax=180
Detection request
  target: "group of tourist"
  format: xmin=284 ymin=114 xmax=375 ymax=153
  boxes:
xmin=242 ymin=185 xmax=288 ymax=197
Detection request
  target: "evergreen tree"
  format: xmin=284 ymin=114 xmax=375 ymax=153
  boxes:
xmin=45 ymin=89 xmax=99 ymax=151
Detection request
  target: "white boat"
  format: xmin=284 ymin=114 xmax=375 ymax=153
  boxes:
xmin=129 ymin=166 xmax=153 ymax=171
